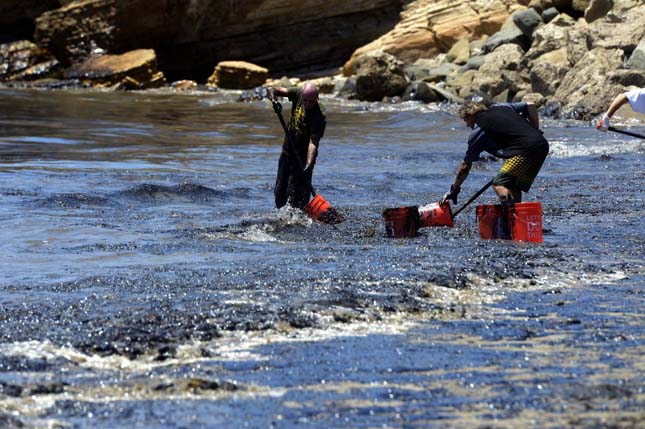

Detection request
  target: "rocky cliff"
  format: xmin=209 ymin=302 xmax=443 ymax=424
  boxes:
xmin=1 ymin=0 xmax=644 ymax=119
xmin=11 ymin=0 xmax=404 ymax=81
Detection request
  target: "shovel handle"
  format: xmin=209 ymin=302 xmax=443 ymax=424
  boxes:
xmin=452 ymin=179 xmax=494 ymax=218
xmin=608 ymin=126 xmax=645 ymax=140
xmin=271 ymin=100 xmax=317 ymax=197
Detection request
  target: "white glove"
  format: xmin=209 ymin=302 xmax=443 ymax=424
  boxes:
xmin=597 ymin=114 xmax=610 ymax=131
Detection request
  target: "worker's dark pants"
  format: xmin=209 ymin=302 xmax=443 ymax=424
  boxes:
xmin=274 ymin=153 xmax=312 ymax=209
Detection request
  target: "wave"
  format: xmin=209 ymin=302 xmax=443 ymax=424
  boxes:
xmin=37 ymin=192 xmax=110 ymax=208
xmin=118 ymin=182 xmax=228 ymax=203
xmin=548 ymin=137 xmax=643 ymax=158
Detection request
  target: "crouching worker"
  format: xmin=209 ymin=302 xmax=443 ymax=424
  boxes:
xmin=442 ymin=102 xmax=549 ymax=205
xmin=267 ymin=83 xmax=326 ymax=209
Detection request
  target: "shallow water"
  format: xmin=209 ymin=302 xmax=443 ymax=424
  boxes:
xmin=0 ymin=88 xmax=643 ymax=428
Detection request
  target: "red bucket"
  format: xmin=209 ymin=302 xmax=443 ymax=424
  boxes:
xmin=476 ymin=202 xmax=542 ymax=243
xmin=304 ymin=194 xmax=344 ymax=224
xmin=418 ymin=202 xmax=453 ymax=228
xmin=382 ymin=206 xmax=419 ymax=238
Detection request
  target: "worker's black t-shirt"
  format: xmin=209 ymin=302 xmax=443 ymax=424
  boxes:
xmin=474 ymin=105 xmax=548 ymax=158
xmin=282 ymin=87 xmax=326 ymax=162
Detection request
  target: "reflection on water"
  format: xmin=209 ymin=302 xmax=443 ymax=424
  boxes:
xmin=0 ymin=88 xmax=643 ymax=428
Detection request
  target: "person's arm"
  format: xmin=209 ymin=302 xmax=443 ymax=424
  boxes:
xmin=453 ymin=160 xmax=472 ymax=190
xmin=605 ymin=93 xmax=629 ymax=118
xmin=303 ymin=135 xmax=320 ymax=173
xmin=526 ymin=102 xmax=540 ymax=129
xmin=598 ymin=93 xmax=629 ymax=131
xmin=442 ymin=160 xmax=472 ymax=204
xmin=268 ymin=86 xmax=288 ymax=100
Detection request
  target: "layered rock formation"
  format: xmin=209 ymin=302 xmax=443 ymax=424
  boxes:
xmin=0 ymin=0 xmax=643 ymax=119
xmin=24 ymin=0 xmax=404 ymax=82
xmin=344 ymin=0 xmax=644 ymax=119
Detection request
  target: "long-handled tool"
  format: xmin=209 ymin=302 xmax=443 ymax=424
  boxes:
xmin=416 ymin=179 xmax=493 ymax=229
xmin=451 ymin=179 xmax=493 ymax=218
xmin=270 ymin=98 xmax=344 ymax=224
xmin=608 ymin=126 xmax=645 ymax=139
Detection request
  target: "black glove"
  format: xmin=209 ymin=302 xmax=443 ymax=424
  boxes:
xmin=442 ymin=184 xmax=460 ymax=205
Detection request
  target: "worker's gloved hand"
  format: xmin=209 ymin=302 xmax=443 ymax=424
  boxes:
xmin=597 ymin=114 xmax=610 ymax=131
xmin=442 ymin=184 xmax=460 ymax=205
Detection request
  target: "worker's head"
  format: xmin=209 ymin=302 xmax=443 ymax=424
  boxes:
xmin=302 ymin=83 xmax=319 ymax=111
xmin=459 ymin=102 xmax=487 ymax=129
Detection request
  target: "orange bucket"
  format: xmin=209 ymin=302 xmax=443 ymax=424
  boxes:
xmin=476 ymin=202 xmax=542 ymax=243
xmin=418 ymin=202 xmax=454 ymax=228
xmin=382 ymin=206 xmax=419 ymax=238
xmin=304 ymin=194 xmax=344 ymax=224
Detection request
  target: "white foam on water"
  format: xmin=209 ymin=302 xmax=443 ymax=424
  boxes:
xmin=548 ymin=137 xmax=643 ymax=158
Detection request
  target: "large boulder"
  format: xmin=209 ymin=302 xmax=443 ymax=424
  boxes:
xmin=65 ymin=49 xmax=166 ymax=89
xmin=207 ymin=61 xmax=269 ymax=90
xmin=512 ymin=8 xmax=544 ymax=38
xmin=586 ymin=4 xmax=645 ymax=51
xmin=34 ymin=0 xmax=116 ymax=67
xmin=529 ymin=47 xmax=569 ymax=96
xmin=553 ymin=47 xmax=625 ymax=119
xmin=343 ymin=0 xmax=513 ymax=75
xmin=471 ymin=44 xmax=528 ymax=100
xmin=354 ymin=50 xmax=409 ymax=101
xmin=523 ymin=13 xmax=576 ymax=63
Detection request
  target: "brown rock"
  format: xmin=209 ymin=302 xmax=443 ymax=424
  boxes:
xmin=0 ymin=40 xmax=56 ymax=80
xmin=66 ymin=49 xmax=165 ymax=89
xmin=171 ymin=80 xmax=198 ymax=91
xmin=529 ymin=47 xmax=569 ymax=95
xmin=584 ymin=0 xmax=613 ymax=23
xmin=343 ymin=0 xmax=513 ymax=75
xmin=471 ymin=44 xmax=527 ymax=99
xmin=446 ymin=37 xmax=471 ymax=65
xmin=354 ymin=50 xmax=409 ymax=101
xmin=553 ymin=47 xmax=624 ymax=119
xmin=207 ymin=61 xmax=269 ymax=90
xmin=34 ymin=0 xmax=116 ymax=67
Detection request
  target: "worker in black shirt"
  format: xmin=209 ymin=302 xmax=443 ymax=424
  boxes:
xmin=442 ymin=102 xmax=549 ymax=204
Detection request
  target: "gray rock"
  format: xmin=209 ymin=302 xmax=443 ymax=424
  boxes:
xmin=460 ymin=56 xmax=485 ymax=71
xmin=626 ymin=37 xmax=645 ymax=69
xmin=512 ymin=8 xmax=544 ymax=38
xmin=481 ymin=24 xmax=528 ymax=54
xmin=542 ymin=7 xmax=559 ymax=23
xmin=405 ymin=57 xmax=445 ymax=81
xmin=419 ymin=63 xmax=460 ymax=83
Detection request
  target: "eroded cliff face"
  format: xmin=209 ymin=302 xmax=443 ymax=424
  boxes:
xmin=0 ymin=0 xmax=60 ymax=43
xmin=30 ymin=0 xmax=405 ymax=81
